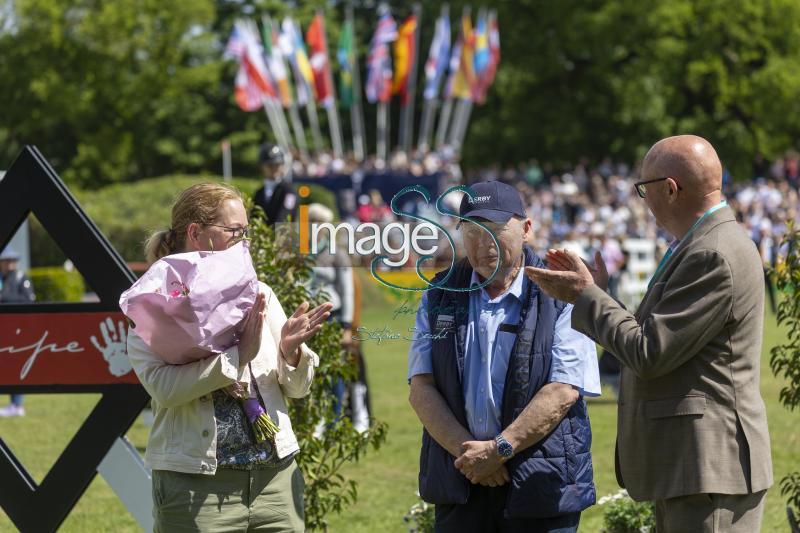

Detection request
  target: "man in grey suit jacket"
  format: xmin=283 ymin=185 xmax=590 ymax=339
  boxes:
xmin=527 ymin=135 xmax=773 ymax=532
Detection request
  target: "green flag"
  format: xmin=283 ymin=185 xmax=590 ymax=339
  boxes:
xmin=261 ymin=16 xmax=273 ymax=56
xmin=337 ymin=20 xmax=354 ymax=108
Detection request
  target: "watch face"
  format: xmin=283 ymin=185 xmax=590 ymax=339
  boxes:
xmin=498 ymin=441 xmax=513 ymax=457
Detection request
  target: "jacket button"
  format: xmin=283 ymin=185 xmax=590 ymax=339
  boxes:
xmin=201 ymin=463 xmax=208 ymax=471
xmin=202 ymin=430 xmax=209 ymax=437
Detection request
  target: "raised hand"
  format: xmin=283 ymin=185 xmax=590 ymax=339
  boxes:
xmin=238 ymin=291 xmax=266 ymax=365
xmin=279 ymin=301 xmax=334 ymax=364
xmin=525 ymin=248 xmax=595 ymax=303
xmin=546 ymin=248 xmax=609 ymax=291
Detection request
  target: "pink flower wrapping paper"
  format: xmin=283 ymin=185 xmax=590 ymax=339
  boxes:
xmin=119 ymin=241 xmax=259 ymax=364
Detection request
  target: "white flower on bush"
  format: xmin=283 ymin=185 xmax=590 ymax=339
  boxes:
xmin=599 ymin=488 xmax=655 ymax=533
xmin=598 ymin=488 xmax=630 ymax=505
xmin=404 ymin=491 xmax=434 ymax=533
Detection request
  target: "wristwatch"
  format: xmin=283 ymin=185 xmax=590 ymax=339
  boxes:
xmin=495 ymin=434 xmax=514 ymax=459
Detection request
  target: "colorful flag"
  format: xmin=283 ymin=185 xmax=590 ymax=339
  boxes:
xmin=262 ymin=16 xmax=292 ymax=107
xmin=451 ymin=11 xmax=476 ymax=101
xmin=473 ymin=11 xmax=489 ymax=79
xmin=337 ymin=19 xmax=355 ymax=108
xmin=442 ymin=31 xmax=462 ymax=99
xmin=225 ymin=21 xmax=275 ymax=110
xmin=225 ymin=25 xmax=247 ymax=58
xmin=234 ymin=64 xmax=263 ymax=112
xmin=305 ymin=13 xmax=334 ymax=106
xmin=475 ymin=10 xmax=500 ymax=104
xmin=423 ymin=11 xmax=451 ymax=100
xmin=280 ymin=17 xmax=315 ymax=105
xmin=365 ymin=7 xmax=397 ymax=104
xmin=391 ymin=13 xmax=418 ymax=105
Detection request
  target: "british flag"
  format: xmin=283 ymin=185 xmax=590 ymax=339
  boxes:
xmin=365 ymin=7 xmax=397 ymax=104
xmin=225 ymin=20 xmax=276 ymax=111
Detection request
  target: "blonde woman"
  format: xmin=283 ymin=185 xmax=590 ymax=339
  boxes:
xmin=127 ymin=183 xmax=331 ymax=532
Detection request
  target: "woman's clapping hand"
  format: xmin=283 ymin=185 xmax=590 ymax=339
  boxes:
xmin=238 ymin=292 xmax=266 ymax=365
xmin=279 ymin=301 xmax=334 ymax=365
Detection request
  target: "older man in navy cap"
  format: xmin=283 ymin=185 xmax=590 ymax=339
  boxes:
xmin=407 ymin=181 xmax=600 ymax=532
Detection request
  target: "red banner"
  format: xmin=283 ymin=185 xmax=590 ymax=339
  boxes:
xmin=0 ymin=312 xmax=140 ymax=386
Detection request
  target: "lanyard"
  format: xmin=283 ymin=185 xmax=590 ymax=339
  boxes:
xmin=648 ymin=201 xmax=727 ymax=289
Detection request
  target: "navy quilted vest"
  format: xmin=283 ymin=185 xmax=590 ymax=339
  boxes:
xmin=417 ymin=246 xmax=596 ymax=518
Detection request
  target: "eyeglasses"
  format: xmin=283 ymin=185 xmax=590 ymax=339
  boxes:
xmin=633 ymin=177 xmax=683 ymax=198
xmin=206 ymin=224 xmax=249 ymax=240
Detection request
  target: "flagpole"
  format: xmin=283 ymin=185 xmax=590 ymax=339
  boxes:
xmin=377 ymin=101 xmax=389 ymax=165
xmin=419 ymin=4 xmax=449 ymax=153
xmin=448 ymin=97 xmax=467 ymax=147
xmin=370 ymin=3 xmax=395 ymax=166
xmin=417 ymin=99 xmax=434 ymax=152
xmin=306 ymin=97 xmax=325 ymax=154
xmin=435 ymin=97 xmax=453 ymax=149
xmin=271 ymin=98 xmax=293 ymax=154
xmin=316 ymin=10 xmax=344 ymax=159
xmin=272 ymin=97 xmax=296 ymax=154
xmin=286 ymin=15 xmax=324 ymax=155
xmin=326 ymin=105 xmax=344 ymax=159
xmin=398 ymin=3 xmax=422 ymax=154
xmin=347 ymin=4 xmax=367 ymax=162
xmin=453 ymin=99 xmax=473 ymax=152
xmin=454 ymin=6 xmax=485 ymax=153
xmin=288 ymin=103 xmax=309 ymax=161
xmin=261 ymin=96 xmax=289 ymax=154
xmin=263 ymin=14 xmax=308 ymax=161
xmin=442 ymin=6 xmax=471 ymax=151
xmin=242 ymin=17 xmax=292 ymax=155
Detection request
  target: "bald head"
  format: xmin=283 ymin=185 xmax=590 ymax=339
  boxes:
xmin=642 ymin=135 xmax=722 ymax=198
xmin=639 ymin=135 xmax=725 ymax=238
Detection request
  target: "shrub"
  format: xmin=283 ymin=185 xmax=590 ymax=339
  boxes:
xmin=403 ymin=493 xmax=434 ymax=533
xmin=247 ymin=204 xmax=387 ymax=531
xmin=770 ymin=220 xmax=800 ymax=530
xmin=28 ymin=267 xmax=85 ymax=302
xmin=599 ymin=489 xmax=655 ymax=533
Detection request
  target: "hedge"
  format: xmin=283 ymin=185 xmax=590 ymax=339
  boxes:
xmin=28 ymin=175 xmax=338 ymax=265
xmin=28 ymin=267 xmax=85 ymax=302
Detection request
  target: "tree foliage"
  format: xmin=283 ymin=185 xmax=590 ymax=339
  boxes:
xmin=461 ymin=0 xmax=800 ymax=177
xmin=771 ymin=221 xmax=800 ymax=528
xmin=4 ymin=0 xmax=800 ymax=185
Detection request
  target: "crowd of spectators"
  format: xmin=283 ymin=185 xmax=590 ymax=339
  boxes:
xmin=328 ymin=152 xmax=797 ymax=308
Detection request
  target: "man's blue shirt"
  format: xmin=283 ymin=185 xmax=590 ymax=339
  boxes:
xmin=408 ymin=266 xmax=601 ymax=440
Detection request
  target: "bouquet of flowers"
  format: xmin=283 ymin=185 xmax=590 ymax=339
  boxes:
xmin=119 ymin=241 xmax=278 ymax=442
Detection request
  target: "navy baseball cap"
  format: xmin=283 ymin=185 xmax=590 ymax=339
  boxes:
xmin=459 ymin=181 xmax=526 ymax=224
xmin=258 ymin=143 xmax=284 ymax=165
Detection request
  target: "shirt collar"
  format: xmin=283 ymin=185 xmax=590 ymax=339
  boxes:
xmin=470 ymin=258 xmax=527 ymax=304
xmin=669 ymin=200 xmax=727 ymax=250
xmin=262 ymin=180 xmax=277 ymax=195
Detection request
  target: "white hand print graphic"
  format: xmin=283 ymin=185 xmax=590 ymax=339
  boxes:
xmin=90 ymin=317 xmax=132 ymax=377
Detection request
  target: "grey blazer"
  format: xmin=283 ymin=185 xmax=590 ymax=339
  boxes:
xmin=573 ymin=206 xmax=773 ymax=500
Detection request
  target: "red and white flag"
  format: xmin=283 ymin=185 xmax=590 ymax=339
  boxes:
xmin=226 ymin=21 xmax=276 ymax=111
xmin=305 ymin=13 xmax=334 ymax=106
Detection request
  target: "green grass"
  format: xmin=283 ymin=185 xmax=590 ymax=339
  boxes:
xmin=327 ymin=286 xmax=798 ymax=533
xmin=0 ymin=287 xmax=796 ymax=532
